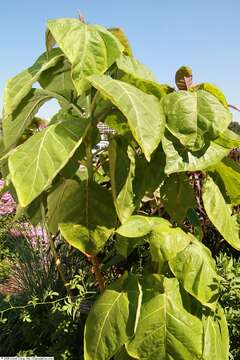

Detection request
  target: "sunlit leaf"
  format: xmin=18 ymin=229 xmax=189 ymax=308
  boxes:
xmin=3 ymin=89 xmax=52 ymax=149
xmin=117 ymin=54 xmax=173 ymax=99
xmin=3 ymin=48 xmax=63 ymax=117
xmin=161 ymin=90 xmax=231 ymax=151
xmin=39 ymin=57 xmax=76 ymax=99
xmin=195 ymin=83 xmax=228 ymax=108
xmin=127 ymin=275 xmax=203 ymax=360
xmin=214 ymin=158 xmax=240 ymax=205
xmin=169 ymin=236 xmax=219 ymax=308
xmin=47 ymin=19 xmax=123 ymax=94
xmin=109 ymin=28 xmax=133 ymax=56
xmin=109 ymin=137 xmax=136 ymax=223
xmin=84 ymin=272 xmax=141 ymax=360
xmin=162 ymin=131 xmax=229 ymax=174
xmin=202 ymin=306 xmax=229 ymax=360
xmin=89 ymin=75 xmax=166 ymax=160
xmin=9 ymin=119 xmax=90 ymax=206
xmin=202 ymin=176 xmax=240 ymax=250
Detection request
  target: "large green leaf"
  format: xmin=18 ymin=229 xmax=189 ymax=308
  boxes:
xmin=161 ymin=90 xmax=231 ymax=151
xmin=162 ymin=131 xmax=229 ymax=174
xmin=109 ymin=136 xmax=136 ymax=223
xmin=16 ymin=194 xmax=45 ymax=226
xmin=47 ymin=19 xmax=123 ymax=94
xmin=116 ymin=215 xmax=190 ymax=266
xmin=169 ymin=236 xmax=219 ymax=309
xmin=8 ymin=119 xmax=90 ymax=207
xmin=84 ymin=272 xmax=141 ymax=360
xmin=60 ymin=144 xmax=85 ymax=179
xmin=39 ymin=57 xmax=76 ymax=99
xmin=214 ymin=158 xmax=240 ymax=205
xmin=88 ymin=75 xmax=166 ymax=160
xmin=134 ymin=147 xmax=166 ymax=198
xmin=160 ymin=173 xmax=196 ymax=223
xmin=123 ymin=77 xmax=174 ymax=100
xmin=215 ymin=128 xmax=240 ymax=149
xmin=116 ymin=215 xmax=152 ymax=238
xmin=202 ymin=306 xmax=229 ymax=360
xmin=3 ymin=89 xmax=53 ymax=149
xmin=149 ymin=222 xmax=191 ymax=265
xmin=3 ymin=48 xmax=63 ymax=117
xmin=116 ymin=54 xmax=173 ymax=100
xmin=109 ymin=144 xmax=166 ymax=224
xmin=59 ymin=181 xmax=116 ymax=254
xmin=47 ymin=179 xmax=80 ymax=234
xmin=127 ymin=275 xmax=203 ymax=360
xmin=196 ymin=83 xmax=228 ymax=108
xmin=108 ymin=28 xmax=133 ymax=56
xmin=214 ymin=129 xmax=240 ymax=149
xmin=202 ymin=176 xmax=240 ymax=250
xmin=116 ymin=54 xmax=156 ymax=81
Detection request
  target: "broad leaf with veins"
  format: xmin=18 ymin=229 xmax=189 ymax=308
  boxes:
xmin=3 ymin=48 xmax=63 ymax=117
xmin=127 ymin=275 xmax=203 ymax=360
xmin=88 ymin=75 xmax=166 ymax=160
xmin=47 ymin=18 xmax=124 ymax=94
xmin=9 ymin=119 xmax=90 ymax=206
xmin=84 ymin=272 xmax=141 ymax=360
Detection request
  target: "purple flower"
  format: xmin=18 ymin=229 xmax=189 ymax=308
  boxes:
xmin=0 ymin=178 xmax=16 ymax=214
xmin=9 ymin=222 xmax=49 ymax=249
xmin=9 ymin=228 xmax=22 ymax=237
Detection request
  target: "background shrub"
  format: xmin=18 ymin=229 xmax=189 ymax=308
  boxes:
xmin=216 ymin=253 xmax=240 ymax=359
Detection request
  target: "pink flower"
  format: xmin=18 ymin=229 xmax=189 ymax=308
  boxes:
xmin=0 ymin=178 xmax=16 ymax=214
xmin=9 ymin=228 xmax=22 ymax=237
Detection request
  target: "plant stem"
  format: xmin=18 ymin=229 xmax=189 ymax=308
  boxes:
xmin=41 ymin=206 xmax=74 ymax=299
xmin=48 ymin=233 xmax=74 ymax=299
xmin=87 ymin=254 xmax=105 ymax=292
xmin=86 ymin=142 xmax=93 ymax=181
xmin=84 ymin=96 xmax=105 ymax=293
xmin=90 ymin=91 xmax=100 ymax=116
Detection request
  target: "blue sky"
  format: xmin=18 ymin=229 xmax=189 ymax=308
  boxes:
xmin=1 ymin=0 xmax=240 ymax=120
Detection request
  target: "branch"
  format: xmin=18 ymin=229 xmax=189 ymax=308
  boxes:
xmin=86 ymin=254 xmax=105 ymax=292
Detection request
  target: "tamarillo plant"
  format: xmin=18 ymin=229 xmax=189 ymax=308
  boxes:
xmin=1 ymin=16 xmax=240 ymax=359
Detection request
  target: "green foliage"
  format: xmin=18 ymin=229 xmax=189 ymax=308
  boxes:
xmin=0 ymin=214 xmax=15 ymax=282
xmin=47 ymin=18 xmax=123 ymax=94
xmin=88 ymin=75 xmax=166 ymax=161
xmin=202 ymin=176 xmax=240 ymax=250
xmin=0 ymin=273 xmax=92 ymax=359
xmin=217 ymin=253 xmax=240 ymax=359
xmin=58 ymin=181 xmax=116 ymax=254
xmin=2 ymin=16 xmax=240 ymax=359
xmin=162 ymin=90 xmax=231 ymax=151
xmin=3 ymin=49 xmax=63 ymax=118
xmin=127 ymin=276 xmax=203 ymax=360
xmin=160 ymin=173 xmax=196 ymax=223
xmin=84 ymin=272 xmax=141 ymax=360
xmin=0 ymin=234 xmax=96 ymax=359
xmin=9 ymin=118 xmax=90 ymax=206
xmin=196 ymin=82 xmax=228 ymax=108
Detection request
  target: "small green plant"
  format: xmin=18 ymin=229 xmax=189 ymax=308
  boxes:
xmin=0 ymin=269 xmax=92 ymax=358
xmin=1 ymin=16 xmax=240 ymax=359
